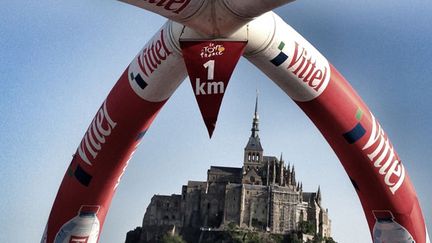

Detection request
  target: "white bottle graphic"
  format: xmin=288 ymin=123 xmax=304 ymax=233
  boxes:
xmin=54 ymin=205 xmax=100 ymax=243
xmin=373 ymin=210 xmax=416 ymax=243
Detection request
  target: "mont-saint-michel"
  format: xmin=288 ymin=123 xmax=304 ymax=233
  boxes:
xmin=125 ymin=99 xmax=335 ymax=243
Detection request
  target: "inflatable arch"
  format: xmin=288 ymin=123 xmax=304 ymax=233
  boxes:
xmin=42 ymin=1 xmax=429 ymax=242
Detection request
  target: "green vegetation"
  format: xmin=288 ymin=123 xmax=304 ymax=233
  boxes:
xmin=197 ymin=222 xmax=337 ymax=243
xmin=324 ymin=237 xmax=337 ymax=243
xmin=200 ymin=225 xmax=304 ymax=243
xmin=160 ymin=234 xmax=186 ymax=243
xmin=298 ymin=221 xmax=315 ymax=235
xmin=306 ymin=235 xmax=337 ymax=243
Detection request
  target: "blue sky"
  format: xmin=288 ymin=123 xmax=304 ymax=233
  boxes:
xmin=0 ymin=1 xmax=430 ymax=242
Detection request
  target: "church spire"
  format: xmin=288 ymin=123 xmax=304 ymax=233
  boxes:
xmin=251 ymin=91 xmax=259 ymax=138
xmin=244 ymin=93 xmax=263 ymax=165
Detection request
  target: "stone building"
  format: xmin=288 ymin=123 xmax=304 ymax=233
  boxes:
xmin=126 ymin=98 xmax=331 ymax=243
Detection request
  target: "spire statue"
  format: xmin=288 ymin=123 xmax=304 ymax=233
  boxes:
xmin=317 ymin=185 xmax=322 ymax=205
xmin=251 ymin=91 xmax=259 ymax=138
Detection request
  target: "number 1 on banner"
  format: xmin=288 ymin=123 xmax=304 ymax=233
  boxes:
xmin=203 ymin=60 xmax=215 ymax=80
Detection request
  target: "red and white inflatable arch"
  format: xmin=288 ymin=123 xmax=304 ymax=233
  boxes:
xmin=41 ymin=1 xmax=430 ymax=242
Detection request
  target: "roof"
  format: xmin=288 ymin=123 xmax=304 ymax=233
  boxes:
xmin=263 ymin=156 xmax=278 ymax=162
xmin=245 ymin=136 xmax=263 ymax=151
xmin=208 ymin=166 xmax=242 ymax=175
xmin=187 ymin=181 xmax=207 ymax=188
xmin=152 ymin=194 xmax=182 ymax=200
xmin=302 ymin=192 xmax=317 ymax=203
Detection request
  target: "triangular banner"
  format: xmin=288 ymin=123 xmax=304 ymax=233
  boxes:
xmin=180 ymin=40 xmax=247 ymax=138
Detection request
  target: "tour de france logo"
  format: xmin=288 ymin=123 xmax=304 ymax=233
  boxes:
xmin=200 ymin=43 xmax=225 ymax=58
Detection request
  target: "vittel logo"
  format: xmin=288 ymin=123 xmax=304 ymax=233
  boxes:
xmin=136 ymin=29 xmax=172 ymax=80
xmin=269 ymin=40 xmax=330 ymax=101
xmin=77 ymin=100 xmax=117 ymax=166
xmin=129 ymin=29 xmax=173 ymax=95
xmin=287 ymin=42 xmax=329 ymax=93
xmin=141 ymin=0 xmax=191 ymax=14
xmin=362 ymin=114 xmax=405 ymax=194
xmin=200 ymin=43 xmax=225 ymax=58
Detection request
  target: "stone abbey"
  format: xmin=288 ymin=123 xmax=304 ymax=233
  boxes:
xmin=126 ymin=97 xmax=332 ymax=243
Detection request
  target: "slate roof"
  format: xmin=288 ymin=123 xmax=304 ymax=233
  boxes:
xmin=208 ymin=166 xmax=242 ymax=175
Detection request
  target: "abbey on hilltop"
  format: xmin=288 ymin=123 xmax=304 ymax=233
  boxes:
xmin=125 ymin=97 xmax=332 ymax=243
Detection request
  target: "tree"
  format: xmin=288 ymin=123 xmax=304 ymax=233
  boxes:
xmin=324 ymin=237 xmax=337 ymax=243
xmin=307 ymin=235 xmax=338 ymax=243
xmin=245 ymin=231 xmax=262 ymax=243
xmin=298 ymin=221 xmax=315 ymax=235
xmin=286 ymin=233 xmax=303 ymax=243
xmin=311 ymin=235 xmax=321 ymax=243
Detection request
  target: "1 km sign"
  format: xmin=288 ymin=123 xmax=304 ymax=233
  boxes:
xmin=180 ymin=40 xmax=247 ymax=137
xmin=195 ymin=60 xmax=225 ymax=95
